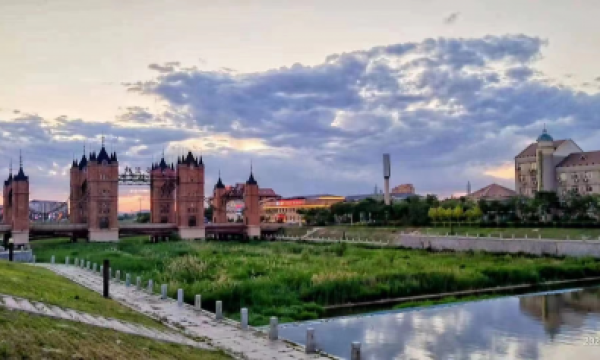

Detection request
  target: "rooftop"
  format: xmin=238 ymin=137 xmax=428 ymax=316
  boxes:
xmin=556 ymin=151 xmax=600 ymax=168
xmin=469 ymin=183 xmax=517 ymax=200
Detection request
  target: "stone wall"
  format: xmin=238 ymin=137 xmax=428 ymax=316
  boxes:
xmin=394 ymin=235 xmax=600 ymax=258
xmin=0 ymin=249 xmax=33 ymax=262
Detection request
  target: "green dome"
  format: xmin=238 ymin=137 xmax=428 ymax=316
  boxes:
xmin=537 ymin=128 xmax=553 ymax=142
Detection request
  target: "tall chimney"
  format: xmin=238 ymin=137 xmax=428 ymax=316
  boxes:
xmin=383 ymin=154 xmax=391 ymax=205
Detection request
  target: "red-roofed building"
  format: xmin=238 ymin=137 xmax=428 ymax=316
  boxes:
xmin=468 ymin=184 xmax=517 ymax=201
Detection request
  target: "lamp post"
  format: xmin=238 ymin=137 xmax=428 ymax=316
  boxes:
xmin=8 ymin=237 xmax=14 ymax=262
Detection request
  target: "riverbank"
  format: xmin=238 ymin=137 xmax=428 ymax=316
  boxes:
xmin=31 ymin=236 xmax=600 ymax=326
xmin=288 ymin=225 xmax=600 ymax=241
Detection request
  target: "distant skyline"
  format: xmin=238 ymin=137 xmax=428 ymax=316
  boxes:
xmin=1 ymin=0 xmax=600 ymax=211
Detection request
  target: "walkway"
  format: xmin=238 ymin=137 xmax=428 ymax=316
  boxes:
xmin=37 ymin=264 xmax=330 ymax=360
xmin=0 ymin=292 xmax=205 ymax=349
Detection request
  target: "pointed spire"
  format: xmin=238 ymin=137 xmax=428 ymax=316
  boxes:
xmin=246 ymin=162 xmax=257 ymax=185
xmin=215 ymin=169 xmax=225 ymax=189
xmin=9 ymin=158 xmax=12 ymax=176
xmin=101 ymin=134 xmax=105 ymax=148
xmin=14 ymin=150 xmax=28 ymax=181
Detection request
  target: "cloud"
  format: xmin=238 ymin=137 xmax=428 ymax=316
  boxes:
xmin=444 ymin=12 xmax=460 ymax=25
xmin=3 ymin=34 xmax=600 ymax=207
xmin=148 ymin=63 xmax=176 ymax=73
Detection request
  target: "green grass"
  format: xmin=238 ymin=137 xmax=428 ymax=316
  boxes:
xmin=295 ymin=225 xmax=600 ymax=241
xmin=0 ymin=307 xmax=230 ymax=360
xmin=0 ymin=260 xmax=166 ymax=329
xmin=31 ymin=236 xmax=600 ymax=326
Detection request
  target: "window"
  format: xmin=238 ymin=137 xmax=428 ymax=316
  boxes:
xmin=587 ymin=186 xmax=593 ymax=192
xmin=560 ymin=173 xmax=567 ymax=181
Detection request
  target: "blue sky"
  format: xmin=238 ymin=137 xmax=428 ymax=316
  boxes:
xmin=1 ymin=0 xmax=600 ymax=210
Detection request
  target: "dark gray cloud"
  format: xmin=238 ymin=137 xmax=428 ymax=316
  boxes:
xmin=444 ymin=12 xmax=460 ymax=25
xmin=148 ymin=63 xmax=176 ymax=73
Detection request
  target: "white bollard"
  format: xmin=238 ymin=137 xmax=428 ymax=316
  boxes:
xmin=241 ymin=308 xmax=248 ymax=330
xmin=269 ymin=317 xmax=278 ymax=340
xmin=51 ymin=255 xmax=55 ymax=264
xmin=161 ymin=284 xmax=168 ymax=299
xmin=32 ymin=255 xmax=36 ymax=264
xmin=195 ymin=295 xmax=202 ymax=310
xmin=136 ymin=277 xmax=141 ymax=289
xmin=93 ymin=263 xmax=97 ymax=272
xmin=100 ymin=265 xmax=103 ymax=274
xmin=75 ymin=258 xmax=78 ymax=266
xmin=306 ymin=328 xmax=316 ymax=354
xmin=351 ymin=342 xmax=361 ymax=360
xmin=216 ymin=301 xmax=223 ymax=320
xmin=177 ymin=289 xmax=183 ymax=307
xmin=87 ymin=261 xmax=91 ymax=270
xmin=148 ymin=280 xmax=153 ymax=293
xmin=65 ymin=257 xmax=69 ymax=265
xmin=126 ymin=274 xmax=131 ymax=287
xmin=115 ymin=270 xmax=120 ymax=281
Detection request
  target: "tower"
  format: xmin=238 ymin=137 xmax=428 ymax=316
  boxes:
xmin=175 ymin=151 xmax=205 ymax=239
xmin=243 ymin=166 xmax=261 ymax=238
xmin=11 ymin=153 xmax=30 ymax=244
xmin=86 ymin=143 xmax=119 ymax=241
xmin=536 ymin=127 xmax=555 ymax=192
xmin=150 ymin=156 xmax=176 ymax=224
xmin=467 ymin=181 xmax=472 ymax=196
xmin=383 ymin=154 xmax=391 ymax=205
xmin=212 ymin=172 xmax=227 ymax=224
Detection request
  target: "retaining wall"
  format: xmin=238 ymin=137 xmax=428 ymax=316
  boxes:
xmin=394 ymin=235 xmax=600 ymax=258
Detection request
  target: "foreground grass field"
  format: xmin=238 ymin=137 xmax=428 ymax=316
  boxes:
xmin=0 ymin=307 xmax=230 ymax=360
xmin=32 ymin=237 xmax=600 ymax=325
xmin=294 ymin=225 xmax=600 ymax=241
xmin=0 ymin=261 xmax=165 ymax=329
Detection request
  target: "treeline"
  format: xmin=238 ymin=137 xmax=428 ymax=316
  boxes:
xmin=297 ymin=191 xmax=600 ymax=227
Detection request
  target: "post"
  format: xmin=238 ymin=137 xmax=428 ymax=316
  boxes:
xmin=66 ymin=256 xmax=69 ymax=265
xmin=148 ymin=280 xmax=153 ymax=294
xmin=136 ymin=276 xmax=141 ymax=289
xmin=241 ymin=308 xmax=248 ymax=330
xmin=306 ymin=328 xmax=316 ymax=354
xmin=103 ymin=259 xmax=109 ymax=298
xmin=100 ymin=265 xmax=103 ymax=274
xmin=177 ymin=289 xmax=183 ymax=307
xmin=51 ymin=255 xmax=55 ymax=264
xmin=32 ymin=255 xmax=36 ymax=263
xmin=75 ymin=258 xmax=78 ymax=266
xmin=115 ymin=270 xmax=120 ymax=281
xmin=87 ymin=261 xmax=90 ymax=270
xmin=216 ymin=301 xmax=223 ymax=320
xmin=126 ymin=274 xmax=131 ymax=287
xmin=351 ymin=342 xmax=361 ymax=360
xmin=161 ymin=284 xmax=167 ymax=299
xmin=93 ymin=263 xmax=97 ymax=272
xmin=269 ymin=317 xmax=278 ymax=340
xmin=8 ymin=241 xmax=13 ymax=262
xmin=195 ymin=295 xmax=201 ymax=310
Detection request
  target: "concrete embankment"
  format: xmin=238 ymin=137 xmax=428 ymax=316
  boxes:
xmin=395 ymin=235 xmax=600 ymax=257
xmin=274 ymin=233 xmax=600 ymax=258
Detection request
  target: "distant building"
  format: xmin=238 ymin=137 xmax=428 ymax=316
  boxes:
xmin=515 ymin=128 xmax=600 ymax=197
xmin=391 ymin=184 xmax=415 ymax=194
xmin=468 ymin=184 xmax=517 ymax=202
xmin=345 ymin=192 xmax=418 ymax=203
xmin=262 ymin=194 xmax=345 ymax=223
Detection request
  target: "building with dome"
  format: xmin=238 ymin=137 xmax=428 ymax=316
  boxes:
xmin=515 ymin=128 xmax=600 ymax=197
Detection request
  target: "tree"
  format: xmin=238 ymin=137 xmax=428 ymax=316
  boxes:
xmin=453 ymin=205 xmax=464 ymax=225
xmin=428 ymin=207 xmax=439 ymax=226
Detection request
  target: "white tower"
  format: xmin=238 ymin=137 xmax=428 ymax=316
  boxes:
xmin=536 ymin=128 xmax=555 ymax=192
xmin=383 ymin=154 xmax=391 ymax=205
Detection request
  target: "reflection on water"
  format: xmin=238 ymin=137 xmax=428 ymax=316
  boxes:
xmin=278 ymin=287 xmax=600 ymax=359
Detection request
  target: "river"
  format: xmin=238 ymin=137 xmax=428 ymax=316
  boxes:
xmin=278 ymin=286 xmax=600 ymax=359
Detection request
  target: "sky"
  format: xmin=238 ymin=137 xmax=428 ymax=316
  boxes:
xmin=1 ymin=0 xmax=600 ymax=211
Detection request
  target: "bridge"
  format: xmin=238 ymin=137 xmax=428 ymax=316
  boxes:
xmin=1 ymin=222 xmax=289 ymax=242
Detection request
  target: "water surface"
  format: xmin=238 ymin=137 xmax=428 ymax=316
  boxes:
xmin=279 ymin=287 xmax=600 ymax=359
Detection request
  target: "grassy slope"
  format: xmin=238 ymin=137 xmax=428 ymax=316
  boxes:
xmin=0 ymin=307 xmax=230 ymax=360
xmin=295 ymin=225 xmax=600 ymax=241
xmin=31 ymin=236 xmax=600 ymax=326
xmin=0 ymin=261 xmax=164 ymax=329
